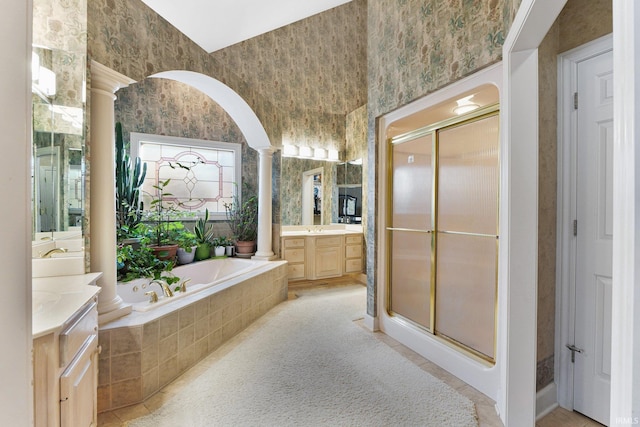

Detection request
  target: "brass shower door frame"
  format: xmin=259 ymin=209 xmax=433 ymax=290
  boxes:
xmin=386 ymin=104 xmax=500 ymax=364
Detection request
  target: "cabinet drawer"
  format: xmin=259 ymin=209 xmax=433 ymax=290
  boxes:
xmin=59 ymin=299 xmax=98 ymax=367
xmin=288 ymin=263 xmax=305 ymax=279
xmin=345 ymin=258 xmax=362 ymax=273
xmin=284 ymin=238 xmax=305 ymax=248
xmin=345 ymin=244 xmax=362 ymax=259
xmin=316 ymin=236 xmax=342 ymax=247
xmin=345 ymin=235 xmax=362 ymax=245
xmin=284 ymin=248 xmax=305 ymax=263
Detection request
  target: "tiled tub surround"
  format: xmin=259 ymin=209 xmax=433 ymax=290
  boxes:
xmin=98 ymin=260 xmax=288 ymax=412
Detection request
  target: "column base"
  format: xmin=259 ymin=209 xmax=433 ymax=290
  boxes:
xmin=252 ymin=252 xmax=278 ymax=261
xmin=98 ymin=295 xmax=132 ymax=325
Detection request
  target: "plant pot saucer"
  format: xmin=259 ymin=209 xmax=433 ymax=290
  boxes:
xmin=235 ymin=252 xmax=255 ymax=259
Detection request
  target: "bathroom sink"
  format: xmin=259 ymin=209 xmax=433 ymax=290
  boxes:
xmin=32 ymin=290 xmax=61 ymax=314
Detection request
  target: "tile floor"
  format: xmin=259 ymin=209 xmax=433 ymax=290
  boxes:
xmin=98 ymin=276 xmax=602 ymax=427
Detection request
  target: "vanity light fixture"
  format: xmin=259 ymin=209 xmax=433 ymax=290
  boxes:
xmin=298 ymin=146 xmax=312 ymax=157
xmin=283 ymin=144 xmax=299 ymax=157
xmin=328 ymin=149 xmax=340 ymax=161
xmin=314 ymin=148 xmax=327 ymax=159
xmin=453 ymin=95 xmax=479 ymax=115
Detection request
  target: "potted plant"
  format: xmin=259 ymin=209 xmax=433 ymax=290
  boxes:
xmin=145 ymin=178 xmax=181 ymax=260
xmin=211 ymin=236 xmax=232 ymax=257
xmin=115 ymin=122 xmax=147 ymax=245
xmin=194 ymin=208 xmax=214 ymax=260
xmin=224 ymin=183 xmax=258 ymax=255
xmin=175 ymin=225 xmax=197 ymax=265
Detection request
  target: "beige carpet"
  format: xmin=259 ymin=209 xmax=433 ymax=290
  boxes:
xmin=129 ymin=286 xmax=478 ymax=426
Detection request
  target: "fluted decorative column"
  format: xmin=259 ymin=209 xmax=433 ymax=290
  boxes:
xmin=90 ymin=61 xmax=135 ymax=324
xmin=253 ymin=147 xmax=276 ymax=260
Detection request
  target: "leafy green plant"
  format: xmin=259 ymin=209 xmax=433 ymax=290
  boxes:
xmin=224 ymin=183 xmax=258 ymax=242
xmin=175 ymin=228 xmax=197 ymax=252
xmin=211 ymin=236 xmax=233 ymax=247
xmin=115 ymin=122 xmax=147 ymax=241
xmin=194 ymin=208 xmax=214 ymax=245
xmin=116 ymin=239 xmax=179 ymax=284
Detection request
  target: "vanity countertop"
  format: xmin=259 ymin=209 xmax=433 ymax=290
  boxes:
xmin=281 ymin=225 xmax=363 ymax=237
xmin=32 ymin=272 xmax=102 ymax=338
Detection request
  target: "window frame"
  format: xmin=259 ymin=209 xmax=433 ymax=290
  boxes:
xmin=130 ymin=132 xmax=241 ymax=220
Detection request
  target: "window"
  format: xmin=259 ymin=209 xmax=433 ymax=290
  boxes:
xmin=131 ymin=133 xmax=241 ymax=219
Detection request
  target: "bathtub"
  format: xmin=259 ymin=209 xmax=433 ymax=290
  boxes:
xmin=118 ymin=257 xmax=277 ymax=312
xmin=102 ymin=257 xmax=288 ymax=412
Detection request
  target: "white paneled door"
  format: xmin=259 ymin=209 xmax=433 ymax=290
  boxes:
xmin=573 ymin=48 xmax=613 ymax=426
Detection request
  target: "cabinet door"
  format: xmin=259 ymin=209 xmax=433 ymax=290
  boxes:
xmin=315 ymin=246 xmax=342 ymax=278
xmin=60 ymin=335 xmax=98 ymax=427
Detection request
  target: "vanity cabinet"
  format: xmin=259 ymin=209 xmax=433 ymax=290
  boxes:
xmin=282 ymin=237 xmax=306 ymax=280
xmin=280 ymin=232 xmax=363 ymax=281
xmin=308 ymin=235 xmax=344 ymax=280
xmin=344 ymin=234 xmax=363 ymax=274
xmin=34 ymin=296 xmax=99 ymax=427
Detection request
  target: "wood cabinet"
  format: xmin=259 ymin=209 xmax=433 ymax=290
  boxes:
xmin=344 ymin=234 xmax=363 ymax=273
xmin=34 ymin=297 xmax=99 ymax=427
xmin=281 ymin=232 xmax=363 ymax=281
xmin=282 ymin=237 xmax=306 ymax=280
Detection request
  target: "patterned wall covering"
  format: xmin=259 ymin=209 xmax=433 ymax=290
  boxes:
xmin=87 ymin=0 xmax=283 ymax=147
xmin=209 ymin=0 xmax=366 ymax=116
xmin=114 ymin=78 xmax=258 ymax=208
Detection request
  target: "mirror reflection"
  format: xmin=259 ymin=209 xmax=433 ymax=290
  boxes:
xmin=31 ymin=46 xmax=86 ymax=239
xmin=335 ymin=160 xmax=363 ymax=224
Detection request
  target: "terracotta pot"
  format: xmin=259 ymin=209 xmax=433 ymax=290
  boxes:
xmin=235 ymin=240 xmax=256 ymax=254
xmin=150 ymin=244 xmax=178 ymax=261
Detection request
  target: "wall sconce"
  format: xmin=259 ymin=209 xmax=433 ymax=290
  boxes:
xmin=453 ymin=95 xmax=479 ymax=115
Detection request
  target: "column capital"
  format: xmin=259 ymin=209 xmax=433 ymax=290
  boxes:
xmin=90 ymin=60 xmax=136 ymax=94
xmin=257 ymin=146 xmax=277 ymax=156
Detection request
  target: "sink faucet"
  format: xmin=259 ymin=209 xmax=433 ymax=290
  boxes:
xmin=39 ymin=248 xmax=67 ymax=258
xmin=150 ymin=279 xmax=173 ymax=297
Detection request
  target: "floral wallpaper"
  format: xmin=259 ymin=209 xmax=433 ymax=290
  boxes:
xmin=210 ymin=0 xmax=366 ymax=116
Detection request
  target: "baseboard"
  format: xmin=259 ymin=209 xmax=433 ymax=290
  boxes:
xmin=536 ymin=382 xmax=558 ymax=420
xmin=364 ymin=314 xmax=379 ymax=331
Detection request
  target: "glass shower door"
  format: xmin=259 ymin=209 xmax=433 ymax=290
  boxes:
xmin=388 ymin=132 xmax=433 ymax=330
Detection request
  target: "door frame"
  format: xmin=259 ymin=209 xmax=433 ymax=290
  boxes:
xmin=556 ymin=33 xmax=613 ymax=411
xmin=302 ymin=167 xmax=323 ymax=225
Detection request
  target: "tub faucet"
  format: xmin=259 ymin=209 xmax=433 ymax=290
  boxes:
xmin=150 ymin=279 xmax=173 ymax=297
xmin=179 ymin=279 xmax=191 ymax=293
xmin=39 ymin=247 xmax=67 ymax=258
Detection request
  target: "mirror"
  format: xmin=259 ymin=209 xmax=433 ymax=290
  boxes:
xmin=31 ymin=45 xmax=86 ymax=241
xmin=335 ymin=160 xmax=363 ymax=224
xmin=32 ymin=0 xmax=87 ymax=244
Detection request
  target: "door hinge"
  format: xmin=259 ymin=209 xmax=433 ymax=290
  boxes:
xmin=574 ymin=92 xmax=579 ymax=109
xmin=566 ymin=344 xmax=584 ymax=363
xmin=573 ymin=219 xmax=578 ymax=236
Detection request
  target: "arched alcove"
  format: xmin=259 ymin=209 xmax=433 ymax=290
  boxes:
xmin=149 ymin=70 xmax=273 ymax=150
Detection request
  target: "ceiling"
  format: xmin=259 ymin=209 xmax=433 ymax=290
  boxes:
xmin=140 ymin=0 xmax=353 ymax=53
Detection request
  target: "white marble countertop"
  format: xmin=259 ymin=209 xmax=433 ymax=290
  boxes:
xmin=32 ymin=272 xmax=102 ymax=338
xmin=281 ymin=225 xmax=363 ymax=237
